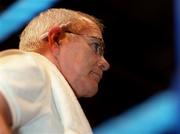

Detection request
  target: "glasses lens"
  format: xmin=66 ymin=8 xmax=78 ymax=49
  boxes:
xmin=88 ymin=37 xmax=104 ymax=56
xmin=65 ymin=31 xmax=104 ymax=56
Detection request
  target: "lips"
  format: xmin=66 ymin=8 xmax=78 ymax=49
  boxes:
xmin=90 ymin=71 xmax=102 ymax=82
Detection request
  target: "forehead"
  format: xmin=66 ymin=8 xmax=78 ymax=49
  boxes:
xmin=78 ymin=17 xmax=103 ymax=38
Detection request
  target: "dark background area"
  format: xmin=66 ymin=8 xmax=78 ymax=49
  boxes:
xmin=0 ymin=0 xmax=174 ymax=130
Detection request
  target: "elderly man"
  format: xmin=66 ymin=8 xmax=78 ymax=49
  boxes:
xmin=0 ymin=8 xmax=109 ymax=134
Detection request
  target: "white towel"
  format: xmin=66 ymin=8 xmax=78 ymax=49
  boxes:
xmin=38 ymin=53 xmax=93 ymax=134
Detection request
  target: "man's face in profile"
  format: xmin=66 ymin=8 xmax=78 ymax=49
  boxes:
xmin=55 ymin=22 xmax=110 ymax=97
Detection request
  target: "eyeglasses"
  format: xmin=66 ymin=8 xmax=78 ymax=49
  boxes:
xmin=66 ymin=31 xmax=105 ymax=56
xmin=40 ymin=28 xmax=105 ymax=56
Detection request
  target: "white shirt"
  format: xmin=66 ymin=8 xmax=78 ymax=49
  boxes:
xmin=0 ymin=49 xmax=92 ymax=134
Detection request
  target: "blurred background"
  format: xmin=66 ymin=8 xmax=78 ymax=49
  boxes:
xmin=0 ymin=0 xmax=176 ymax=133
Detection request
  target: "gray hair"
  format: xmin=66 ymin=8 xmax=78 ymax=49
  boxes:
xmin=19 ymin=8 xmax=104 ymax=51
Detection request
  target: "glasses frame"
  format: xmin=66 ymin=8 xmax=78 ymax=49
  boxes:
xmin=66 ymin=31 xmax=105 ymax=56
xmin=40 ymin=26 xmax=105 ymax=56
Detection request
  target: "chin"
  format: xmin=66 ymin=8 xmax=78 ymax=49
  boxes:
xmin=76 ymin=79 xmax=99 ymax=98
xmin=84 ymin=86 xmax=99 ymax=98
xmin=77 ymin=86 xmax=98 ymax=98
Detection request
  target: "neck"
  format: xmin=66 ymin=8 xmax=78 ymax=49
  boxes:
xmin=35 ymin=47 xmax=61 ymax=71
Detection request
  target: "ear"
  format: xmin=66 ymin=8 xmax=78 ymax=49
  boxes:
xmin=47 ymin=26 xmax=63 ymax=55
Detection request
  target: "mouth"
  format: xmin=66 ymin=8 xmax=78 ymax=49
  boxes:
xmin=90 ymin=71 xmax=102 ymax=82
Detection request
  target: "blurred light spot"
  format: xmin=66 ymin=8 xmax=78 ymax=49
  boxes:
xmin=0 ymin=0 xmax=57 ymax=42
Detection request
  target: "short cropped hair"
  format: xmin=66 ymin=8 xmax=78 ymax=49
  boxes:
xmin=19 ymin=8 xmax=104 ymax=51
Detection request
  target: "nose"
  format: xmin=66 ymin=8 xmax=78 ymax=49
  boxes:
xmin=98 ymin=56 xmax=110 ymax=71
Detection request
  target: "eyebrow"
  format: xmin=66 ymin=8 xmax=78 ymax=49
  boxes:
xmin=88 ymin=36 xmax=105 ymax=48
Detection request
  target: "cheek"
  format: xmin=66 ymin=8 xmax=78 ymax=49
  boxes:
xmin=77 ymin=58 xmax=97 ymax=78
xmin=62 ymin=52 xmax=99 ymax=97
xmin=73 ymin=51 xmax=97 ymax=73
xmin=60 ymin=42 xmax=98 ymax=79
xmin=62 ymin=52 xmax=91 ymax=79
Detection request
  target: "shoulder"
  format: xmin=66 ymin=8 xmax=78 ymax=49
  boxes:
xmin=0 ymin=49 xmax=45 ymax=75
xmin=0 ymin=49 xmax=34 ymax=69
xmin=0 ymin=49 xmax=50 ymax=90
xmin=0 ymin=50 xmax=52 ymax=128
xmin=0 ymin=49 xmax=27 ymax=62
xmin=0 ymin=49 xmax=40 ymax=66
